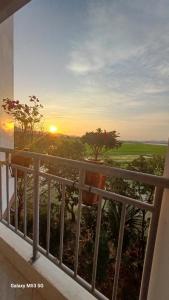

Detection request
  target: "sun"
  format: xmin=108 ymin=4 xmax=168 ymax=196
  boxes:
xmin=49 ymin=125 xmax=58 ymax=134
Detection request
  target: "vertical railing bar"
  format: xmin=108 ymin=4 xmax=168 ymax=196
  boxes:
xmin=23 ymin=171 xmax=27 ymax=237
xmin=14 ymin=168 xmax=18 ymax=231
xmin=59 ymin=183 xmax=66 ymax=265
xmin=32 ymin=158 xmax=40 ymax=262
xmin=74 ymin=168 xmax=85 ymax=277
xmin=5 ymin=152 xmax=10 ymax=225
xmin=46 ymin=178 xmax=51 ymax=256
xmin=91 ymin=196 xmax=102 ymax=292
xmin=0 ymin=162 xmax=2 ymax=220
xmin=112 ymin=203 xmax=126 ymax=300
xmin=139 ymin=187 xmax=164 ymax=300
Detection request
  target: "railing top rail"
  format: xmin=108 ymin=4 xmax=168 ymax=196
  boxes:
xmin=1 ymin=147 xmax=169 ymax=189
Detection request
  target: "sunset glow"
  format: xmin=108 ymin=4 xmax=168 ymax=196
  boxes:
xmin=2 ymin=121 xmax=14 ymax=132
xmin=49 ymin=125 xmax=58 ymax=134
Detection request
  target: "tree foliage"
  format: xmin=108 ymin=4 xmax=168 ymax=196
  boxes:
xmin=81 ymin=128 xmax=121 ymax=160
xmin=48 ymin=137 xmax=85 ymax=160
xmin=2 ymin=96 xmax=43 ymax=147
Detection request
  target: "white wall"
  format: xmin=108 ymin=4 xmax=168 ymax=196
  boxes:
xmin=148 ymin=145 xmax=169 ymax=300
xmin=0 ymin=16 xmax=14 ymax=147
xmin=0 ymin=17 xmax=14 ymax=214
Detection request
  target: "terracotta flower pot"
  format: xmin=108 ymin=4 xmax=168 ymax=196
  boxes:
xmin=82 ymin=159 xmax=106 ymax=206
xmin=10 ymin=153 xmax=32 ymax=178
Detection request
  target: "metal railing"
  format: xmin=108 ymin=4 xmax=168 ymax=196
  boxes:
xmin=0 ymin=147 xmax=169 ymax=300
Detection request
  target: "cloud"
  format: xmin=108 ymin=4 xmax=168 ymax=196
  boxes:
xmin=67 ymin=2 xmax=144 ymax=75
xmin=15 ymin=0 xmax=169 ymax=140
xmin=68 ymin=52 xmax=105 ymax=75
xmin=67 ymin=0 xmax=169 ymax=75
xmin=67 ymin=0 xmax=169 ymax=95
xmin=156 ymin=65 xmax=169 ymax=76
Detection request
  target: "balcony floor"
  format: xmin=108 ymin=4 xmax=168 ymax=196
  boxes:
xmin=0 ymin=252 xmax=44 ymax=300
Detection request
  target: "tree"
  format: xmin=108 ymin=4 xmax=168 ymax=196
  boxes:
xmin=2 ymin=95 xmax=43 ymax=148
xmin=48 ymin=137 xmax=85 ymax=160
xmin=81 ymin=128 xmax=121 ymax=161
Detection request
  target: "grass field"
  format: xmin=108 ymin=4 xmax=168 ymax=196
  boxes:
xmin=104 ymin=143 xmax=167 ymax=162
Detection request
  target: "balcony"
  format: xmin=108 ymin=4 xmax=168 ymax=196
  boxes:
xmin=0 ymin=249 xmax=43 ymax=300
xmin=0 ymin=147 xmax=169 ymax=300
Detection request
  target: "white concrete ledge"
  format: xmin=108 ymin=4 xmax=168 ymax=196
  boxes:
xmin=0 ymin=223 xmax=96 ymax=300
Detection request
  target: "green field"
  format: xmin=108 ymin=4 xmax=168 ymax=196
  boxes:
xmin=104 ymin=143 xmax=167 ymax=162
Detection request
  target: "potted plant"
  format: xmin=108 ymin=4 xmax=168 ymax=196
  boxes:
xmin=81 ymin=128 xmax=121 ymax=205
xmin=10 ymin=148 xmax=32 ymax=178
xmin=1 ymin=96 xmax=43 ymax=177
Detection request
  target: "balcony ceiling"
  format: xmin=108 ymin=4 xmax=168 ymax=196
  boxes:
xmin=0 ymin=0 xmax=31 ymax=24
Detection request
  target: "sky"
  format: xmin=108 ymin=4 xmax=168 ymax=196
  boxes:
xmin=14 ymin=0 xmax=169 ymax=140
